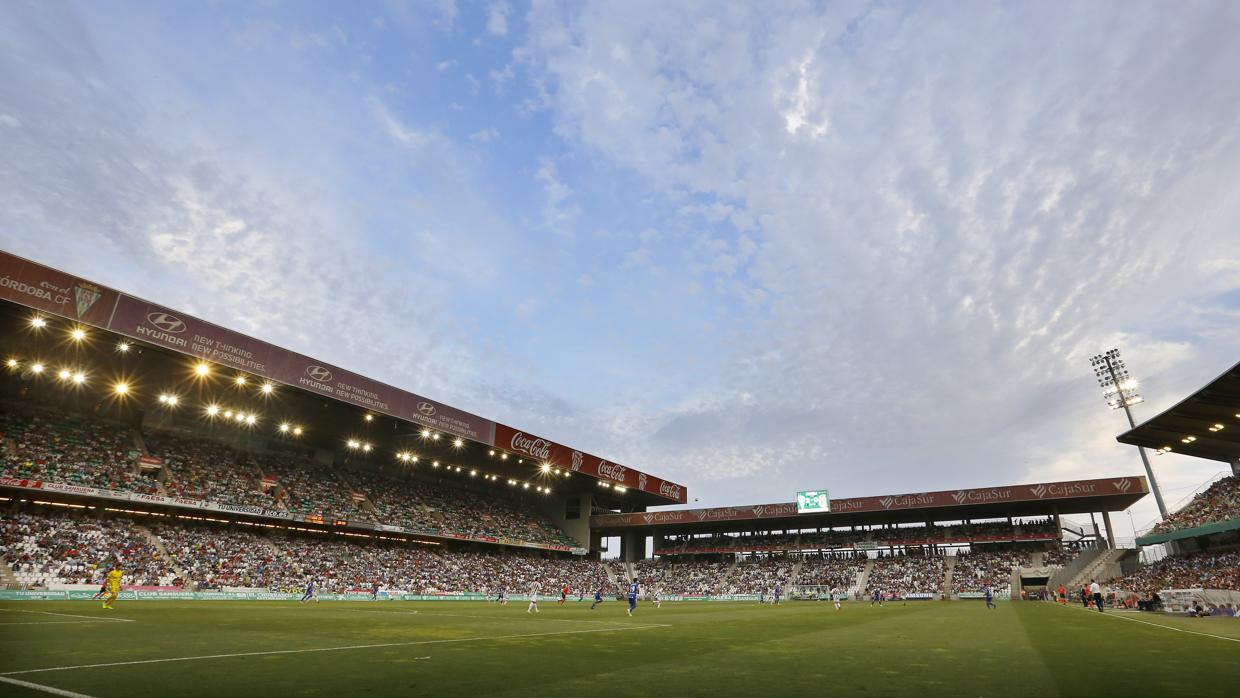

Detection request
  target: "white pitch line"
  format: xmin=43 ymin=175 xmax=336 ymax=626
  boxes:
xmin=350 ymin=609 xmax=631 ymax=625
xmin=0 ymin=675 xmax=100 ymax=698
xmin=1 ymin=623 xmax=672 ymax=677
xmin=1061 ymin=604 xmax=1240 ymax=644
xmin=0 ymin=609 xmax=134 ymax=623
xmin=0 ymin=621 xmax=130 ymax=626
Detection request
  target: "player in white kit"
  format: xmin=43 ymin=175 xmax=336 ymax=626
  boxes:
xmin=652 ymin=586 xmax=662 ymax=609
xmin=527 ymin=580 xmax=541 ymax=614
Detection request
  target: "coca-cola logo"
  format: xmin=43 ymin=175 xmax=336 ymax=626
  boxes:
xmin=1031 ymin=484 xmax=1049 ymax=499
xmin=659 ymin=481 xmax=682 ymax=500
xmin=597 ymin=461 xmax=627 ymax=483
xmin=416 ymin=401 xmax=436 ymax=416
xmin=145 ymin=312 xmax=186 ymax=333
xmin=571 ymin=451 xmax=583 ymax=472
xmin=305 ymin=365 xmax=333 ymax=383
xmin=1114 ymin=478 xmax=1132 ymax=493
xmin=638 ymin=473 xmax=648 ymax=491
xmin=510 ymin=432 xmax=552 ymax=460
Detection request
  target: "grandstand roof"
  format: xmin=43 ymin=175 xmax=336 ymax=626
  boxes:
xmin=1116 ymin=359 xmax=1240 ymax=463
xmin=0 ymin=248 xmax=686 ymax=504
xmin=590 ymin=476 xmax=1148 ymax=535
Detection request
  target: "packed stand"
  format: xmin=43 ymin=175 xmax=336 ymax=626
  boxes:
xmin=951 ymin=551 xmax=1017 ymax=594
xmin=343 ymin=470 xmax=577 ymax=547
xmin=725 ymin=556 xmax=795 ymax=594
xmin=147 ymin=433 xmax=273 ymax=507
xmin=260 ymin=453 xmax=363 ymax=520
xmin=0 ymin=508 xmax=173 ymax=587
xmin=635 ymin=558 xmax=730 ymax=595
xmin=867 ymin=553 xmax=945 ymax=596
xmin=796 ymin=553 xmax=866 ymax=592
xmin=1107 ymin=550 xmax=1240 ymax=593
xmin=0 ymin=409 xmax=156 ymax=493
xmin=155 ymin=523 xmax=284 ymax=590
xmin=1151 ymin=476 xmax=1240 ymax=534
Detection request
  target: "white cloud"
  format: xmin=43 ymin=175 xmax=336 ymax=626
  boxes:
xmin=469 ymin=126 xmax=500 ymax=143
xmin=522 ymin=1 xmax=1240 ymax=519
xmin=486 ymin=2 xmax=512 ymax=37
xmin=436 ymin=59 xmax=457 ymax=71
xmin=535 ymin=157 xmax=578 ymax=236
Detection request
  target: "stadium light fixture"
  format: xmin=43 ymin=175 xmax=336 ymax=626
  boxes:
xmin=5 ymin=358 xmax=17 ymax=368
xmin=420 ymin=429 xmax=431 ymax=438
xmin=58 ymin=369 xmax=71 ymax=380
xmin=432 ymin=461 xmax=440 ymax=468
xmin=224 ymin=410 xmax=234 ymax=419
xmin=194 ymin=362 xmax=211 ymax=377
xmin=488 ymin=450 xmax=495 ymax=456
xmin=72 ymin=372 xmax=86 ymax=385
xmin=279 ymin=423 xmax=290 ymax=433
xmin=347 ymin=439 xmax=360 ymax=449
xmin=206 ymin=404 xmax=220 ymax=417
xmin=500 ymin=453 xmax=508 ymax=460
xmin=453 ymin=438 xmax=463 ymax=448
xmin=1208 ymin=423 xmax=1225 ymax=432
xmin=113 ymin=382 xmax=129 ymax=396
xmin=522 ymin=483 xmax=529 ymax=489
xmin=70 ymin=328 xmax=87 ymax=342
xmin=117 ymin=342 xmax=130 ymax=353
xmin=234 ymin=375 xmax=247 ymax=386
xmin=544 ymin=488 xmax=551 ymax=495
xmin=361 ymin=443 xmax=372 ymax=452
xmin=292 ymin=426 xmax=303 ymax=436
xmin=260 ymin=383 xmax=274 ymax=395
xmin=30 ymin=316 xmax=47 ymax=329
xmin=470 ymin=470 xmax=477 ymax=477
xmin=364 ymin=414 xmax=373 ymax=422
xmin=615 ymin=485 xmax=626 ymax=493
xmin=541 ymin=463 xmax=551 ymax=473
xmin=234 ymin=412 xmax=245 ymax=423
xmin=245 ymin=415 xmax=256 ymax=425
xmin=432 ymin=433 xmax=440 ymax=441
xmin=1089 ymin=348 xmax=1167 ymax=519
xmin=31 ymin=362 xmax=44 ymax=374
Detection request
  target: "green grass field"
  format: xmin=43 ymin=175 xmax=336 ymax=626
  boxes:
xmin=1 ymin=600 xmax=1237 ymax=697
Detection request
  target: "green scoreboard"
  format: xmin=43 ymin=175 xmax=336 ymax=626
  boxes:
xmin=796 ymin=490 xmax=830 ymax=514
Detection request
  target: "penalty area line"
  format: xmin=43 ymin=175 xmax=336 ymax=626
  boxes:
xmin=1062 ymin=605 xmax=1240 ymax=644
xmin=1 ymin=623 xmax=673 ymax=677
xmin=0 ymin=676 xmax=99 ymax=698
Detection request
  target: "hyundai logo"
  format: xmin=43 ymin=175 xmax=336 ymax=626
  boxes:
xmin=417 ymin=401 xmax=436 ymax=416
xmin=305 ymin=365 xmax=333 ymax=383
xmin=145 ymin=312 xmax=186 ymax=333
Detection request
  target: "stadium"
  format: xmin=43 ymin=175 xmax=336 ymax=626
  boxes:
xmin=0 ymin=246 xmax=1237 ymax=698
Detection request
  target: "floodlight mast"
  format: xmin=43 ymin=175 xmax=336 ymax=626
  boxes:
xmin=1091 ymin=348 xmax=1168 ymax=519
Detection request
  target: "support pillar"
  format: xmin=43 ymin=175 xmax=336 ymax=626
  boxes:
xmin=1102 ymin=511 xmax=1117 ymax=549
xmin=1232 ymin=458 xmax=1240 ymax=477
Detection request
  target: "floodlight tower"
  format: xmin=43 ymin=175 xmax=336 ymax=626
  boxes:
xmin=1090 ymin=348 xmax=1168 ymax=519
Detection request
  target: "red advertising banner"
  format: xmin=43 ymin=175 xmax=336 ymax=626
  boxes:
xmin=492 ymin=423 xmax=688 ymax=503
xmin=0 ymin=253 xmax=119 ymax=328
xmin=593 ymin=476 xmax=1148 ymax=528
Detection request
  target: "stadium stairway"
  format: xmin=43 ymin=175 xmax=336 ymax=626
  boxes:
xmin=137 ymin=525 xmax=187 ymax=587
xmin=943 ymin=556 xmax=956 ymax=598
xmin=1055 ymin=548 xmax=1128 ymax=594
xmin=857 ymin=559 xmax=874 ymax=595
xmin=0 ymin=558 xmax=17 ymax=588
xmin=716 ymin=558 xmax=740 ymax=595
xmin=789 ymin=558 xmax=804 ymax=586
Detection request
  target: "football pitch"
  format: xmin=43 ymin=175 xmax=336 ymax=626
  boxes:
xmin=1 ymin=600 xmax=1237 ymax=697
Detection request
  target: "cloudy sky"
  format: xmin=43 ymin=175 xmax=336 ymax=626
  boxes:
xmin=3 ymin=0 xmax=1238 ymax=539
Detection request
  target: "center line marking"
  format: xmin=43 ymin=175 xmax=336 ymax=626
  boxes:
xmin=0 ymin=676 xmax=100 ymax=698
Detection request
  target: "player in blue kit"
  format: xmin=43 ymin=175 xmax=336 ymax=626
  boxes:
xmin=300 ymin=577 xmax=318 ymax=604
xmin=983 ymin=583 xmax=996 ymax=610
xmin=627 ymin=578 xmax=639 ymax=616
xmin=591 ymin=586 xmax=604 ymax=610
xmin=773 ymin=583 xmax=782 ymax=606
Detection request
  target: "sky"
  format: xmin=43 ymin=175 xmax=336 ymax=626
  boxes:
xmin=2 ymin=0 xmax=1239 ymax=542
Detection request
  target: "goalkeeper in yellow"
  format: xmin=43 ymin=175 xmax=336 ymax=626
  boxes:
xmin=102 ymin=563 xmax=123 ymax=609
